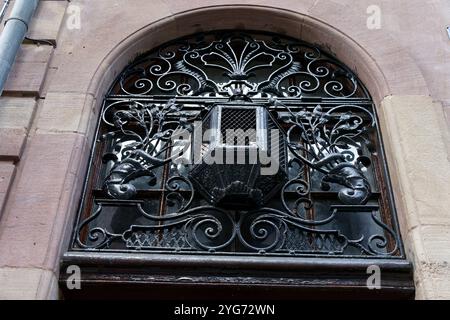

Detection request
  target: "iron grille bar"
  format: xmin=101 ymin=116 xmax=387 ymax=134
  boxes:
xmin=106 ymin=95 xmax=374 ymax=105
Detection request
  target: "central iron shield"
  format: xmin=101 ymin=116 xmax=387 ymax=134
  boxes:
xmin=188 ymin=103 xmax=288 ymax=209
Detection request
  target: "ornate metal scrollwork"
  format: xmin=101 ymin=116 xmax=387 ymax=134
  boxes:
xmin=114 ymin=32 xmax=364 ymax=99
xmin=273 ymin=100 xmax=374 ymax=205
xmin=74 ymin=31 xmax=403 ymax=258
xmin=102 ymin=99 xmax=194 ymax=199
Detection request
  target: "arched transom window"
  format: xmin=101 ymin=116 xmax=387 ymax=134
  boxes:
xmin=70 ymin=31 xmax=406 ymax=261
xmin=72 ymin=32 xmax=403 ymax=257
xmin=60 ymin=30 xmax=416 ymax=299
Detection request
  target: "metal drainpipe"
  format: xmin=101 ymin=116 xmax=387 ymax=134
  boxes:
xmin=0 ymin=1 xmax=12 ymax=24
xmin=0 ymin=0 xmax=39 ymax=95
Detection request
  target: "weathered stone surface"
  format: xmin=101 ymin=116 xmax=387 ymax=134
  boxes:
xmin=0 ymin=97 xmax=36 ymax=161
xmin=0 ymin=133 xmax=87 ymax=271
xmin=13 ymin=44 xmax=54 ymax=64
xmin=379 ymin=96 xmax=450 ymax=230
xmin=0 ymin=162 xmax=16 ymax=216
xmin=164 ymin=0 xmax=315 ymax=15
xmin=307 ymin=0 xmax=430 ymax=98
xmin=409 ymin=225 xmax=450 ymax=300
xmin=0 ymin=129 xmax=27 ymax=161
xmin=0 ymin=267 xmax=58 ymax=300
xmin=309 ymin=0 xmax=449 ymax=102
xmin=27 ymin=0 xmax=68 ymax=43
xmin=36 ymin=92 xmax=95 ymax=134
xmin=0 ymin=97 xmax=36 ymax=129
xmin=379 ymin=95 xmax=450 ymax=299
xmin=47 ymin=0 xmax=175 ymax=95
xmin=380 ymin=0 xmax=450 ymax=102
xmin=418 ymin=225 xmax=450 ymax=265
xmin=2 ymin=45 xmax=53 ymax=96
xmin=0 ymin=1 xmax=66 ymax=37
xmin=443 ymin=101 xmax=450 ymax=128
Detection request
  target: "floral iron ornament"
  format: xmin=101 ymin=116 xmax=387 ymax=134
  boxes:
xmin=102 ymin=99 xmax=373 ymax=206
xmin=102 ymin=99 xmax=195 ymax=200
xmin=269 ymin=98 xmax=373 ymax=205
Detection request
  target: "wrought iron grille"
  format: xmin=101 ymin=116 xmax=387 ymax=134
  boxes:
xmin=71 ymin=31 xmax=404 ymax=258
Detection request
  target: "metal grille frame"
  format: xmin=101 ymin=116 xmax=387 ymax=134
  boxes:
xmin=61 ymin=30 xmax=413 ymax=299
